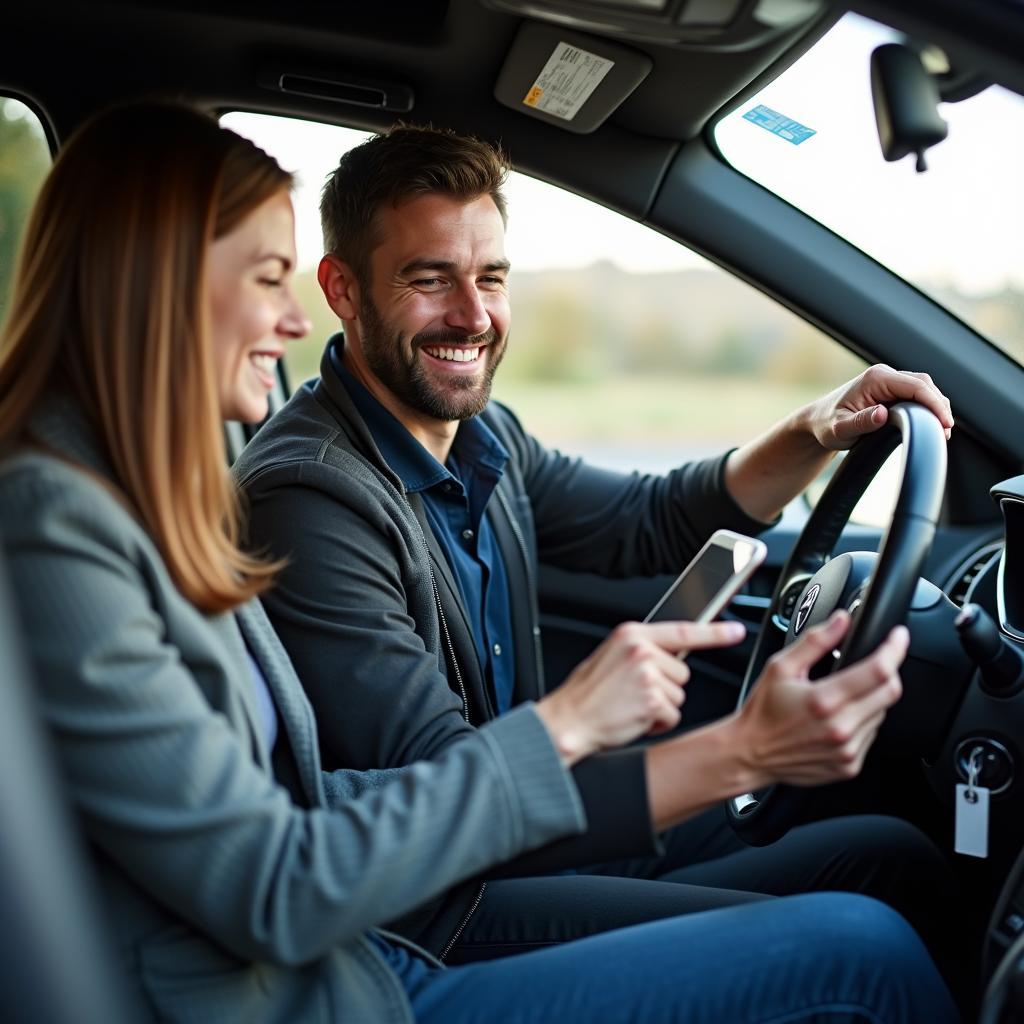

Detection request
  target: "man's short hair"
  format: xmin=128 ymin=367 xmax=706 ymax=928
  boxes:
xmin=320 ymin=123 xmax=510 ymax=285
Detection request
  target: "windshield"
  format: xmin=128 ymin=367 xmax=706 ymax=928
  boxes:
xmin=714 ymin=13 xmax=1024 ymax=364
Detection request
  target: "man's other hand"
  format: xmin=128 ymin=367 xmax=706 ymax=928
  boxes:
xmin=729 ymin=609 xmax=907 ymax=789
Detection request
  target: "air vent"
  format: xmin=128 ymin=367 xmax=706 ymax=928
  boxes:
xmin=945 ymin=542 xmax=1002 ymax=607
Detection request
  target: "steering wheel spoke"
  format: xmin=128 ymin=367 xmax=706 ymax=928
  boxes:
xmin=772 ymin=573 xmax=816 ymax=632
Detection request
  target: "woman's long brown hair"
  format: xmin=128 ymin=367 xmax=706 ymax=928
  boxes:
xmin=0 ymin=102 xmax=293 ymax=612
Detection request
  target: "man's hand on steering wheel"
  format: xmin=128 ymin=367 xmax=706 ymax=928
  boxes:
xmin=723 ymin=365 xmax=953 ymax=524
xmin=804 ymin=365 xmax=955 ymax=450
xmin=727 ymin=610 xmax=908 ymax=790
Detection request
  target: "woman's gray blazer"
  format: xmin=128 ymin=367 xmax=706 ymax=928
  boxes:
xmin=0 ymin=406 xmax=586 ymax=1023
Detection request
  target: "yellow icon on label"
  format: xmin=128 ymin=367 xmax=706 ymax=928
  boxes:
xmin=524 ymin=86 xmax=543 ymax=107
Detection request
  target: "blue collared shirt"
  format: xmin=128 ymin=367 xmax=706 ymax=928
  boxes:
xmin=335 ymin=354 xmax=518 ymax=714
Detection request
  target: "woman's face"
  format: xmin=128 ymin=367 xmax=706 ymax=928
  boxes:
xmin=206 ymin=190 xmax=310 ymax=423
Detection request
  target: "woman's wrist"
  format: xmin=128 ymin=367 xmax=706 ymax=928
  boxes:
xmin=535 ymin=693 xmax=593 ymax=767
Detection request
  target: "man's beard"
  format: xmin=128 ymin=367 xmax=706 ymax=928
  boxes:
xmin=358 ymin=294 xmax=505 ymax=422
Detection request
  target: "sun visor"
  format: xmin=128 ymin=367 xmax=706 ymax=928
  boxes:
xmin=494 ymin=22 xmax=652 ymax=133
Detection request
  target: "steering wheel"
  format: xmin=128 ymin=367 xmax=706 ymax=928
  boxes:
xmin=727 ymin=402 xmax=947 ymax=846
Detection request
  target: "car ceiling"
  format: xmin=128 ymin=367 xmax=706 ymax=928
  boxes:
xmin=3 ymin=1 xmax=1021 ymax=212
xmin=5 ymin=1 xmax=832 ymax=138
xmin=4 ymin=0 xmax=1024 ymax=474
xmin=1 ymin=0 xmax=837 ymax=231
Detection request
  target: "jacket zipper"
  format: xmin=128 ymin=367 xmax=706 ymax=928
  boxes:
xmin=494 ymin=488 xmax=546 ymax=696
xmin=426 ymin=561 xmax=487 ymax=960
xmin=439 ymin=880 xmax=487 ymax=961
xmin=427 ymin=563 xmax=470 ymax=723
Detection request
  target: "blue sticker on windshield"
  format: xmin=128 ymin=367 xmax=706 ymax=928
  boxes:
xmin=742 ymin=105 xmax=816 ymax=145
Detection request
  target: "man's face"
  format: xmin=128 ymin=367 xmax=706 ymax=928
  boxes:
xmin=352 ymin=192 xmax=511 ymax=423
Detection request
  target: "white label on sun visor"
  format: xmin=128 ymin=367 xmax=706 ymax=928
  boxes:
xmin=523 ymin=43 xmax=614 ymax=122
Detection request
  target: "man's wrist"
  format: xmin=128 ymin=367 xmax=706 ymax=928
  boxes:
xmin=786 ymin=398 xmax=826 ymax=452
xmin=705 ymin=714 xmax=767 ymax=797
xmin=644 ymin=716 xmax=767 ymax=832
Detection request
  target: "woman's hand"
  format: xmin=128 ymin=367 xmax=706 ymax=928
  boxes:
xmin=535 ymin=619 xmax=745 ymax=766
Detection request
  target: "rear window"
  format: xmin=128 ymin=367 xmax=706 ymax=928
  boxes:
xmin=0 ymin=97 xmax=51 ymax=329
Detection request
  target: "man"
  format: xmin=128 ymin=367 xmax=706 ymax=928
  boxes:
xmin=233 ymin=125 xmax=958 ymax=970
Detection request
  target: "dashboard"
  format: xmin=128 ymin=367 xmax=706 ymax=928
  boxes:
xmin=916 ymin=475 xmax=1024 ymax=980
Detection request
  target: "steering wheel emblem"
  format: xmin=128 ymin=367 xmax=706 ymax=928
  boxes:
xmin=794 ymin=584 xmax=822 ymax=635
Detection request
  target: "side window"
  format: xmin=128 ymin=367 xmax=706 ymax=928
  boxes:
xmin=220 ymin=112 xmax=371 ymax=386
xmin=223 ymin=112 xmax=891 ymax=524
xmin=0 ymin=98 xmax=51 ymax=329
xmin=495 ymin=183 xmax=865 ymax=474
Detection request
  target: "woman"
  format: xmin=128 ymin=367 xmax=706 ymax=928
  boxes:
xmin=0 ymin=101 xmax=957 ymax=1023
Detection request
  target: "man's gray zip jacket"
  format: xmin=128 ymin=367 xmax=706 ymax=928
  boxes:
xmin=233 ymin=335 xmax=770 ymax=954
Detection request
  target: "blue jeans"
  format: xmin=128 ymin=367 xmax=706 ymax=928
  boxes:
xmin=387 ymin=892 xmax=959 ymax=1024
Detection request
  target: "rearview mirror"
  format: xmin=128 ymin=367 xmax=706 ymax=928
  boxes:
xmin=870 ymin=43 xmax=948 ymax=172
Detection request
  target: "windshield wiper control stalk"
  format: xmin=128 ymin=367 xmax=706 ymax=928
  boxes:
xmin=955 ymin=603 xmax=1024 ymax=697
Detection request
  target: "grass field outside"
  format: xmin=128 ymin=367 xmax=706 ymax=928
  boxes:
xmin=492 ymin=375 xmax=825 ymax=466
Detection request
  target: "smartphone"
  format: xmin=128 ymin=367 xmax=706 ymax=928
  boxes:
xmin=644 ymin=529 xmax=767 ymax=628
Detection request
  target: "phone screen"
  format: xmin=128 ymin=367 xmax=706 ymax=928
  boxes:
xmin=647 ymin=536 xmax=762 ymax=623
